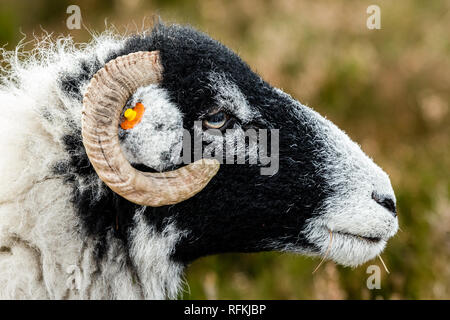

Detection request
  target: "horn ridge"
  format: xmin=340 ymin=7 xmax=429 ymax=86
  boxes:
xmin=82 ymin=51 xmax=219 ymax=206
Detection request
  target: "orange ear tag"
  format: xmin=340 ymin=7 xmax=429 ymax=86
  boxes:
xmin=120 ymin=102 xmax=145 ymax=130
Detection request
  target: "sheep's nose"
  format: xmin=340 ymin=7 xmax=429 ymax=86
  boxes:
xmin=372 ymin=191 xmax=397 ymax=217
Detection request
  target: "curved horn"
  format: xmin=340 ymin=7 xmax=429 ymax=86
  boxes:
xmin=81 ymin=51 xmax=220 ymax=206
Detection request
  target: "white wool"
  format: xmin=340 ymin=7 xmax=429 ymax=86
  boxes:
xmin=0 ymin=32 xmax=183 ymax=299
xmin=120 ymin=85 xmax=184 ymax=171
xmin=128 ymin=211 xmax=186 ymax=299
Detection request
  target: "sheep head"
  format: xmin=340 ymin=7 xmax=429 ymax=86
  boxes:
xmin=75 ymin=24 xmax=398 ymax=268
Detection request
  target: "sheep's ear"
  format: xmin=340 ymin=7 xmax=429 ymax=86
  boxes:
xmin=81 ymin=51 xmax=220 ymax=206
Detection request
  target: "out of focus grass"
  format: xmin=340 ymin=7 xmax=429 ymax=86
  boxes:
xmin=1 ymin=0 xmax=448 ymax=299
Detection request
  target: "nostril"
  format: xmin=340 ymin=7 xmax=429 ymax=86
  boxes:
xmin=372 ymin=191 xmax=397 ymax=217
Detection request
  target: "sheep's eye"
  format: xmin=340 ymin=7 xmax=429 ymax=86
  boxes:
xmin=203 ymin=111 xmax=228 ymax=129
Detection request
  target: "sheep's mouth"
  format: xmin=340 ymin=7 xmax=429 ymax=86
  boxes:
xmin=333 ymin=230 xmax=382 ymax=244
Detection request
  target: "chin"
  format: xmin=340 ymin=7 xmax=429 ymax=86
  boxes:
xmin=311 ymin=227 xmax=390 ymax=267
xmin=301 ymin=204 xmax=399 ymax=267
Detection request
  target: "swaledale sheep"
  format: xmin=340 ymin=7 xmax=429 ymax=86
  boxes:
xmin=0 ymin=23 xmax=398 ymax=299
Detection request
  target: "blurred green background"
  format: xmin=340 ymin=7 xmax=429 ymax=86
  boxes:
xmin=1 ymin=0 xmax=448 ymax=299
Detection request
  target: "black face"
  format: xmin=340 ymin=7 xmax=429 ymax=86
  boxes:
xmin=58 ymin=23 xmax=332 ymax=263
